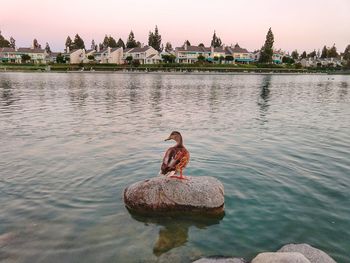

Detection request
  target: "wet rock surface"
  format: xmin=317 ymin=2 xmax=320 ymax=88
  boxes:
xmin=251 ymin=252 xmax=311 ymax=263
xmin=123 ymin=176 xmax=224 ymax=214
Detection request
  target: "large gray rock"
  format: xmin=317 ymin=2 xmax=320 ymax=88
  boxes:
xmin=252 ymin=252 xmax=311 ymax=263
xmin=193 ymin=257 xmax=246 ymax=263
xmin=278 ymin=244 xmax=336 ymax=263
xmin=124 ymin=176 xmax=224 ymax=214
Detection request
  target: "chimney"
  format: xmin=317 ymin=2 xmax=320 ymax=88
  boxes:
xmin=66 ymin=46 xmax=70 ymax=53
xmin=141 ymin=43 xmax=144 ymax=48
xmin=222 ymin=44 xmax=225 ymax=51
xmin=184 ymin=42 xmax=188 ymax=50
xmin=108 ymin=46 xmax=111 ymax=54
xmin=97 ymin=45 xmax=100 ymax=52
xmin=211 ymin=46 xmax=214 ymax=53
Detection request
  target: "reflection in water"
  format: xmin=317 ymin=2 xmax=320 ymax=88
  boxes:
xmin=128 ymin=211 xmax=224 ymax=257
xmin=0 ymin=78 xmax=16 ymax=107
xmin=258 ymin=75 xmax=271 ymax=123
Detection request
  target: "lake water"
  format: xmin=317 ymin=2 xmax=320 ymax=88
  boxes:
xmin=0 ymin=72 xmax=349 ymax=262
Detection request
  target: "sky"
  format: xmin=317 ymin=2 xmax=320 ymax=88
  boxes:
xmin=1 ymin=0 xmax=350 ymax=53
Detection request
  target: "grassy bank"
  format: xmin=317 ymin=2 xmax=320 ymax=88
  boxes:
xmin=0 ymin=63 xmax=349 ymax=74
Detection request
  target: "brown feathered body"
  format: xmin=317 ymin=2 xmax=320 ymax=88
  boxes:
xmin=161 ymin=145 xmax=190 ymax=175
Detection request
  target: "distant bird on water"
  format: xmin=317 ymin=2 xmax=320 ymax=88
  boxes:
xmin=160 ymin=131 xmax=190 ymax=180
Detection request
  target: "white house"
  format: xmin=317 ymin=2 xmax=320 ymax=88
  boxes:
xmin=123 ymin=46 xmax=160 ymax=64
xmin=175 ymin=43 xmax=211 ymax=63
xmin=0 ymin=47 xmax=21 ymax=63
xmin=16 ymin=47 xmax=47 ymax=64
xmin=226 ymin=44 xmax=254 ymax=64
xmin=94 ymin=47 xmax=123 ymax=64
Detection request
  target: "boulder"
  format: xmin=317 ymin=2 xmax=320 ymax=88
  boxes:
xmin=278 ymin=244 xmax=336 ymax=263
xmin=251 ymin=252 xmax=311 ymax=263
xmin=123 ymin=176 xmax=224 ymax=215
xmin=193 ymin=257 xmax=246 ymax=263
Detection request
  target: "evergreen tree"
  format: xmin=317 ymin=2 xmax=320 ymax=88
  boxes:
xmin=165 ymin=42 xmax=172 ymax=52
xmin=0 ymin=31 xmax=10 ymax=47
xmin=65 ymin=36 xmax=73 ymax=50
xmin=91 ymin=39 xmax=97 ymax=50
xmin=126 ymin=31 xmax=138 ymax=48
xmin=321 ymin=45 xmax=328 ymax=58
xmin=45 ymin=42 xmax=51 ymax=54
xmin=183 ymin=40 xmax=191 ymax=47
xmin=328 ymin=44 xmax=338 ymax=58
xmin=343 ymin=44 xmax=350 ymax=61
xmin=301 ymin=51 xmax=307 ymax=59
xmin=9 ymin=37 xmax=16 ymax=49
xmin=136 ymin=41 xmax=141 ymax=48
xmin=259 ymin=27 xmax=274 ymax=63
xmin=211 ymin=31 xmax=222 ymax=48
xmin=116 ymin=38 xmax=125 ymax=49
xmin=148 ymin=25 xmax=162 ymax=51
xmin=108 ymin=36 xmax=118 ymax=48
xmin=307 ymin=50 xmax=316 ymax=58
xmin=72 ymin=34 xmax=85 ymax=49
xmin=33 ymin=38 xmax=41 ymax=49
xmin=102 ymin=35 xmax=109 ymax=48
xmin=198 ymin=43 xmax=205 ymax=47
xmin=291 ymin=50 xmax=299 ymax=60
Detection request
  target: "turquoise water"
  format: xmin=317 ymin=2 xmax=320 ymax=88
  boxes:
xmin=0 ymin=72 xmax=349 ymax=262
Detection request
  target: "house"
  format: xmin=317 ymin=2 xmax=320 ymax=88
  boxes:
xmin=94 ymin=47 xmax=123 ymax=64
xmin=226 ymin=44 xmax=254 ymax=64
xmin=300 ymin=57 xmax=342 ymax=68
xmin=123 ymin=46 xmax=160 ymax=64
xmin=84 ymin=49 xmax=96 ymax=62
xmin=66 ymin=48 xmax=85 ymax=64
xmin=0 ymin=47 xmax=21 ymax=63
xmin=272 ymin=49 xmax=285 ymax=64
xmin=16 ymin=47 xmax=47 ymax=64
xmin=175 ymin=43 xmax=211 ymax=63
xmin=46 ymin=52 xmax=60 ymax=63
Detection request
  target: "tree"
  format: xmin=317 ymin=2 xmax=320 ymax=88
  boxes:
xmin=116 ymin=38 xmax=125 ymax=49
xmin=225 ymin=55 xmax=234 ymax=62
xmin=102 ymin=35 xmax=118 ymax=48
xmin=197 ymin=54 xmax=206 ymax=62
xmin=45 ymin=42 xmax=51 ymax=54
xmin=301 ymin=51 xmax=307 ymax=59
xmin=72 ymin=34 xmax=85 ymax=49
xmin=0 ymin=31 xmax=10 ymax=47
xmin=328 ymin=44 xmax=338 ymax=58
xmin=211 ymin=31 xmax=222 ymax=48
xmin=165 ymin=42 xmax=172 ymax=52
xmin=21 ymin=54 xmax=31 ymax=63
xmin=282 ymin=56 xmax=295 ymax=64
xmin=33 ymin=38 xmax=41 ymax=49
xmin=126 ymin=31 xmax=138 ymax=48
xmin=65 ymin=36 xmax=73 ymax=50
xmin=56 ymin=53 xmax=65 ymax=63
xmin=259 ymin=27 xmax=274 ymax=63
xmin=148 ymin=25 xmax=162 ymax=51
xmin=183 ymin=40 xmax=191 ymax=47
xmin=307 ymin=50 xmax=316 ymax=58
xmin=198 ymin=43 xmax=205 ymax=47
xmin=87 ymin=55 xmax=95 ymax=60
xmin=343 ymin=44 xmax=350 ymax=61
xmin=91 ymin=39 xmax=97 ymax=50
xmin=161 ymin=54 xmax=176 ymax=63
xmin=125 ymin=55 xmax=133 ymax=64
xmin=321 ymin=45 xmax=328 ymax=58
xmin=9 ymin=37 xmax=15 ymax=49
xmin=291 ymin=50 xmax=299 ymax=60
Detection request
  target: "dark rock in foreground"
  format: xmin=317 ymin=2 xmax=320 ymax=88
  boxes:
xmin=124 ymin=176 xmax=224 ymax=215
xmin=193 ymin=257 xmax=246 ymax=263
xmin=277 ymin=243 xmax=336 ymax=263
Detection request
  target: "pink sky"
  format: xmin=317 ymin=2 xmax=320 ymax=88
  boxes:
xmin=1 ymin=0 xmax=350 ymax=53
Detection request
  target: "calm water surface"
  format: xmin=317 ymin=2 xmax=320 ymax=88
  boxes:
xmin=0 ymin=72 xmax=349 ymax=262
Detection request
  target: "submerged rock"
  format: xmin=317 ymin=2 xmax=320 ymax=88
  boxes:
xmin=251 ymin=252 xmax=311 ymax=263
xmin=278 ymin=243 xmax=336 ymax=263
xmin=123 ymin=176 xmax=224 ymax=215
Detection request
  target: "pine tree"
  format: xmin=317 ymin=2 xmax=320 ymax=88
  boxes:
xmin=165 ymin=42 xmax=172 ymax=52
xmin=148 ymin=26 xmax=162 ymax=51
xmin=328 ymin=44 xmax=338 ymax=58
xmin=307 ymin=50 xmax=316 ymax=58
xmin=45 ymin=42 xmax=51 ymax=54
xmin=72 ymin=34 xmax=85 ymax=49
xmin=65 ymin=36 xmax=72 ymax=50
xmin=102 ymin=35 xmax=109 ymax=48
xmin=211 ymin=31 xmax=222 ymax=48
xmin=291 ymin=50 xmax=299 ymax=60
xmin=91 ymin=39 xmax=96 ymax=50
xmin=343 ymin=44 xmax=350 ymax=61
xmin=321 ymin=45 xmax=328 ymax=58
xmin=126 ymin=31 xmax=138 ymax=48
xmin=0 ymin=30 xmax=10 ymax=47
xmin=259 ymin=28 xmax=274 ymax=63
xmin=116 ymin=38 xmax=125 ymax=49
xmin=33 ymin=38 xmax=41 ymax=49
xmin=301 ymin=51 xmax=307 ymax=59
xmin=9 ymin=37 xmax=16 ymax=49
xmin=183 ymin=40 xmax=191 ymax=47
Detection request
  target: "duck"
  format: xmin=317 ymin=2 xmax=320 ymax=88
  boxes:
xmin=160 ymin=131 xmax=190 ymax=180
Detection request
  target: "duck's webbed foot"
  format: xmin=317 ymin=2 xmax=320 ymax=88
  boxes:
xmin=170 ymin=170 xmax=187 ymax=180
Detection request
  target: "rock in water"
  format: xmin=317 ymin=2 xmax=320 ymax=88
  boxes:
xmin=278 ymin=244 xmax=336 ymax=263
xmin=251 ymin=252 xmax=311 ymax=263
xmin=123 ymin=176 xmax=224 ymax=215
xmin=193 ymin=257 xmax=246 ymax=263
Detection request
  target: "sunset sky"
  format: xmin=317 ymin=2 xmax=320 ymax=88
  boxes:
xmin=1 ymin=0 xmax=349 ymax=53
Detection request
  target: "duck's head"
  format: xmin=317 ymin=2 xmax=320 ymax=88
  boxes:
xmin=164 ymin=131 xmax=183 ymax=144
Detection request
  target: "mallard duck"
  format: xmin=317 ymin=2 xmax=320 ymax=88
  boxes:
xmin=160 ymin=131 xmax=190 ymax=180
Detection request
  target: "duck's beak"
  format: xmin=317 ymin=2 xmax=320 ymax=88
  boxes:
xmin=164 ymin=136 xmax=171 ymax=141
